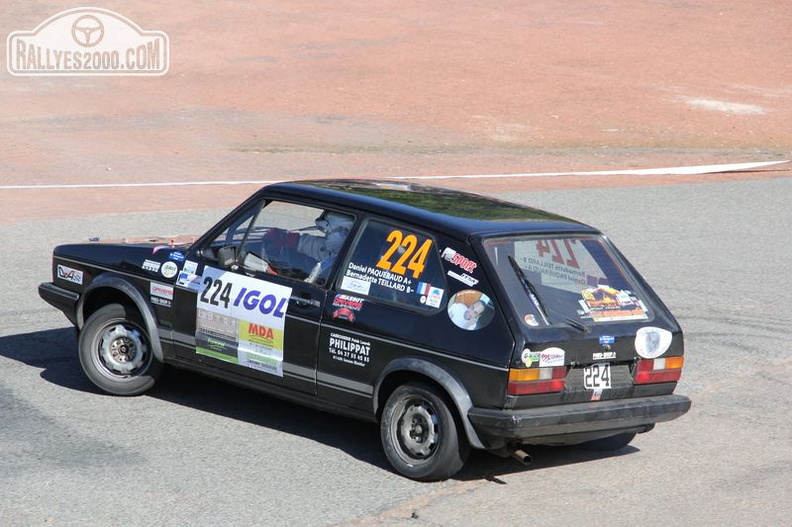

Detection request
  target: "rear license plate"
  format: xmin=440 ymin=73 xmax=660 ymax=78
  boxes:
xmin=583 ymin=363 xmax=611 ymax=390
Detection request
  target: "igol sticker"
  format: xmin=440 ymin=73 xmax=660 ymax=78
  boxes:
xmin=635 ymin=326 xmax=673 ymax=359
xmin=447 ymin=290 xmax=494 ymax=331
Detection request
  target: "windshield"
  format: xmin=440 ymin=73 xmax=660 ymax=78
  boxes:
xmin=482 ymin=235 xmax=651 ymax=327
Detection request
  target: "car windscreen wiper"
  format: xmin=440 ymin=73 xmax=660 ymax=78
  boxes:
xmin=508 ymin=255 xmax=589 ymax=333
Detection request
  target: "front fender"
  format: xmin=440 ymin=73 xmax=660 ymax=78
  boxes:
xmin=77 ymin=273 xmax=164 ymax=362
xmin=374 ymin=358 xmax=485 ymax=449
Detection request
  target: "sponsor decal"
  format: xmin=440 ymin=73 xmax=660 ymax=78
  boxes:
xmin=441 ymin=247 xmax=477 ymax=273
xmin=340 ymin=275 xmax=371 ymax=296
xmin=332 ymin=307 xmax=356 ymax=323
xmin=332 ymin=294 xmax=363 ymax=322
xmin=151 ymin=296 xmax=171 ymax=308
xmin=579 ymin=286 xmax=648 ymax=323
xmin=195 ymin=266 xmax=292 ymax=377
xmin=56 ymin=264 xmax=83 ymax=285
xmin=635 ymin=326 xmax=673 ymax=359
xmin=176 ymin=259 xmax=201 ymax=289
xmin=539 ymin=347 xmax=565 ymax=367
xmin=182 ymin=260 xmax=198 ymax=275
xmin=169 ymin=251 xmax=185 ymax=262
xmin=593 ymin=350 xmax=617 ymax=361
xmin=176 ymin=271 xmax=202 ymax=291
xmin=142 ymin=259 xmax=160 ymax=273
xmin=591 ymin=388 xmax=603 ymax=401
xmin=150 ymin=282 xmax=173 ymax=300
xmin=520 ymin=348 xmax=540 ymax=367
xmin=332 ymin=294 xmax=364 ymax=311
xmin=599 ymin=335 xmax=616 ymax=345
xmin=328 ymin=332 xmax=371 ymax=367
xmin=446 ymin=270 xmax=479 ymax=287
xmin=423 ymin=286 xmax=444 ymax=308
xmin=416 ymin=282 xmax=444 ymax=308
xmin=161 ymin=261 xmax=178 ymax=278
xmin=7 ymin=7 xmax=169 ymax=76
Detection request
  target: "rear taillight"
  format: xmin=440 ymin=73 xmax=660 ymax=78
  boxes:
xmin=634 ymin=356 xmax=684 ymax=385
xmin=508 ymin=366 xmax=567 ymax=395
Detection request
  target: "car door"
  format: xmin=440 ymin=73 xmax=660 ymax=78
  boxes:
xmin=170 ymin=199 xmax=355 ymax=396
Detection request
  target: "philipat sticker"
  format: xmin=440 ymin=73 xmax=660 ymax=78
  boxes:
xmin=539 ymin=347 xmax=565 ymax=367
xmin=635 ymin=326 xmax=673 ymax=359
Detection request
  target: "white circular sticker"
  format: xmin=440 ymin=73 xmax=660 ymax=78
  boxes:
xmin=447 ymin=290 xmax=495 ymax=331
xmin=161 ymin=261 xmax=179 ymax=279
xmin=635 ymin=326 xmax=673 ymax=358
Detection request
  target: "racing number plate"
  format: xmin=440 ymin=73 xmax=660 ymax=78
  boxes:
xmin=583 ymin=363 xmax=612 ymax=390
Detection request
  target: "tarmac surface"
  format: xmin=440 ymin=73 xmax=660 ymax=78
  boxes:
xmin=1 ymin=1 xmax=790 ymax=526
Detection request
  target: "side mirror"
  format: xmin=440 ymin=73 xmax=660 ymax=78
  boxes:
xmin=217 ymin=246 xmax=237 ymax=268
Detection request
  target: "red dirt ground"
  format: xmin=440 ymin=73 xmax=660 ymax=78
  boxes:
xmin=1 ymin=1 xmax=790 ymax=223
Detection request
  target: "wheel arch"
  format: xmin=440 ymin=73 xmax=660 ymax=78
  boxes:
xmin=77 ymin=273 xmax=164 ymax=362
xmin=373 ymin=358 xmax=485 ymax=449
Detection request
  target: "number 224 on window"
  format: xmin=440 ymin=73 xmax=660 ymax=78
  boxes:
xmin=376 ymin=230 xmax=432 ymax=279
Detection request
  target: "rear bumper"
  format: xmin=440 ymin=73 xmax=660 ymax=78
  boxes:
xmin=39 ymin=282 xmax=80 ymax=326
xmin=468 ymin=394 xmax=691 ymax=446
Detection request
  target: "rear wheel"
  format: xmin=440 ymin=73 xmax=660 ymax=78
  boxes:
xmin=381 ymin=382 xmax=469 ymax=481
xmin=579 ymin=432 xmax=637 ymax=451
xmin=78 ymin=303 xmax=162 ymax=396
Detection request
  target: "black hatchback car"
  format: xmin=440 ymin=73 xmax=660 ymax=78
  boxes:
xmin=39 ymin=179 xmax=690 ymax=481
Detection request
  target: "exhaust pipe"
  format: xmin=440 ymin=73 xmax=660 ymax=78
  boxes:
xmin=511 ymin=448 xmax=532 ymax=466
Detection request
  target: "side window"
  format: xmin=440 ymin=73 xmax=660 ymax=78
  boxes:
xmin=237 ymin=201 xmax=354 ymax=285
xmin=338 ymin=219 xmax=446 ymax=311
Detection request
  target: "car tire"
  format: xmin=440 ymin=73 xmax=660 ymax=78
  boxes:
xmin=381 ymin=382 xmax=469 ymax=481
xmin=578 ymin=432 xmax=637 ymax=451
xmin=78 ymin=303 xmax=162 ymax=396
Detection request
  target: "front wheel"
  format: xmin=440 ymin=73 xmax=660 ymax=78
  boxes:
xmin=380 ymin=382 xmax=469 ymax=481
xmin=78 ymin=303 xmax=162 ymax=396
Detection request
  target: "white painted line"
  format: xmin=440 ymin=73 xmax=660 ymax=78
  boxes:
xmin=0 ymin=160 xmax=787 ymax=190
xmin=0 ymin=179 xmax=286 ymax=190
xmin=396 ymin=160 xmax=790 ymax=180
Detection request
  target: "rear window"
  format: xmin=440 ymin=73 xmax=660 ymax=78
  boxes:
xmin=483 ymin=235 xmax=651 ymax=326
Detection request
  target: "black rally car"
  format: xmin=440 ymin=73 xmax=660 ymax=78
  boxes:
xmin=39 ymin=179 xmax=690 ymax=481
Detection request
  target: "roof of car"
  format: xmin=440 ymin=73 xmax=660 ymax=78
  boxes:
xmin=262 ymin=179 xmax=599 ymax=240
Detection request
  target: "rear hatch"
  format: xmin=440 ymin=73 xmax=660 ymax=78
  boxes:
xmin=480 ymin=233 xmax=684 ymax=408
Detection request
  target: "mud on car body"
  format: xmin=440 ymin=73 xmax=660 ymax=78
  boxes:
xmin=39 ymin=179 xmax=691 ymax=481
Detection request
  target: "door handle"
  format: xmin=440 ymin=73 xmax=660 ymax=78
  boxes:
xmin=290 ymin=295 xmax=320 ymax=308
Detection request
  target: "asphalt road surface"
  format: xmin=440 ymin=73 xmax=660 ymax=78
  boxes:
xmin=1 ymin=175 xmax=790 ymax=526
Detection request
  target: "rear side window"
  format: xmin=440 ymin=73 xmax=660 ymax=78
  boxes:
xmin=338 ymin=219 xmax=446 ymax=311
